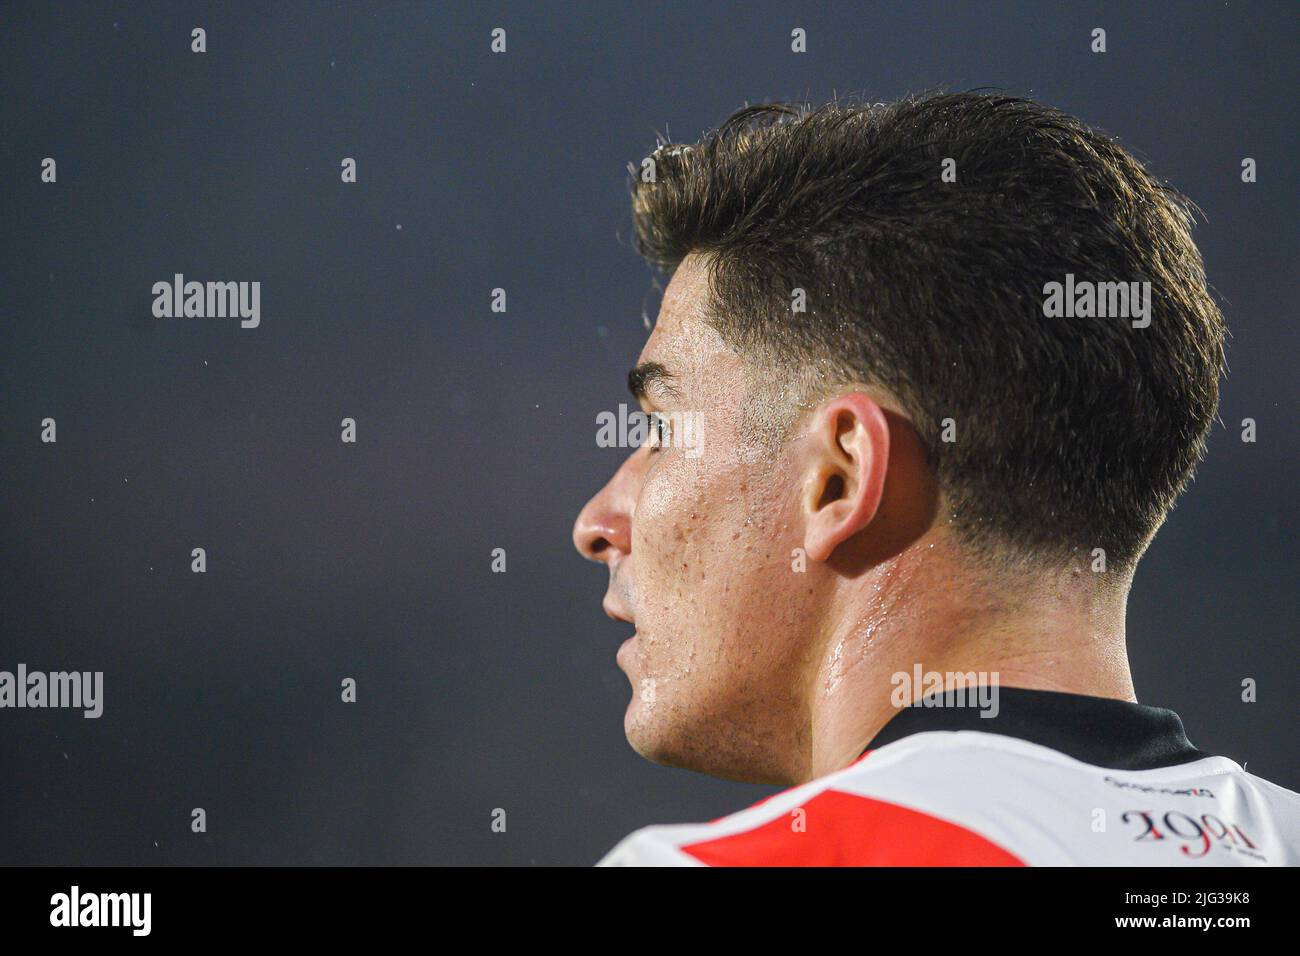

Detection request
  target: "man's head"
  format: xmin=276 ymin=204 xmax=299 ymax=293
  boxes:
xmin=573 ymin=93 xmax=1225 ymax=783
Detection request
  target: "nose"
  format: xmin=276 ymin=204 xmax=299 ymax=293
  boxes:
xmin=573 ymin=453 xmax=637 ymax=564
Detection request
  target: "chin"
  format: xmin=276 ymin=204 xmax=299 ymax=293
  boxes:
xmin=622 ymin=696 xmax=659 ymax=756
xmin=623 ymin=697 xmax=789 ymax=785
xmin=623 ymin=695 xmax=688 ymax=766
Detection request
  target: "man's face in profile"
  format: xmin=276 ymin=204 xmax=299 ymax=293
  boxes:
xmin=573 ymin=254 xmax=815 ymax=784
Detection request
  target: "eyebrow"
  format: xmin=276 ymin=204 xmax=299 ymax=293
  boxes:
xmin=627 ymin=361 xmax=680 ymax=401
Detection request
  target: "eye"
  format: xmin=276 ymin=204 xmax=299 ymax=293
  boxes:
xmin=646 ymin=411 xmax=670 ymax=453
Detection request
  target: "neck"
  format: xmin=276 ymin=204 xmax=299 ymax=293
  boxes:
xmin=800 ymin=537 xmax=1136 ymax=783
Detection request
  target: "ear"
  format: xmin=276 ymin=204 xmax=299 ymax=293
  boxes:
xmin=801 ymin=393 xmax=891 ymax=563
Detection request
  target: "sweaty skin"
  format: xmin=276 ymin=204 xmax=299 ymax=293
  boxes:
xmin=574 ymin=253 xmax=1136 ymax=786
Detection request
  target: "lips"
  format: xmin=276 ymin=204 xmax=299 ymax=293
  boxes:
xmin=602 ymin=596 xmax=635 ymax=625
xmin=602 ymin=562 xmax=636 ymax=625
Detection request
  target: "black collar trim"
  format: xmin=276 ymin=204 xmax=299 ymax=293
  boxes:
xmin=861 ymin=686 xmax=1209 ymax=771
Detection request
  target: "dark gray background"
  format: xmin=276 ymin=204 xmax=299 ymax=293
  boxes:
xmin=1 ymin=1 xmax=1296 ymax=865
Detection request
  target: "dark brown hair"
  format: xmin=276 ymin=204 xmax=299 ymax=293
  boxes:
xmin=631 ymin=92 xmax=1225 ymax=568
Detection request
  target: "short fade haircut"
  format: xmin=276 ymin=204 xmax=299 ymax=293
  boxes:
xmin=630 ymin=92 xmax=1226 ymax=570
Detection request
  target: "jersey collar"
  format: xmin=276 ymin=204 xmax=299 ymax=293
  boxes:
xmin=861 ymin=686 xmax=1208 ymax=770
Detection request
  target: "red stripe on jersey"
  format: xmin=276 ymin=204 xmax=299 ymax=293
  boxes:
xmin=681 ymin=789 xmax=1026 ymax=866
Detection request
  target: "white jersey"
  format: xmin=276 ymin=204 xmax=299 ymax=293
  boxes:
xmin=599 ymin=688 xmax=1300 ymax=866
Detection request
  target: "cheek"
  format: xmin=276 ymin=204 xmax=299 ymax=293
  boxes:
xmin=633 ymin=454 xmax=788 ymax=634
xmin=633 ymin=456 xmax=719 ymax=594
